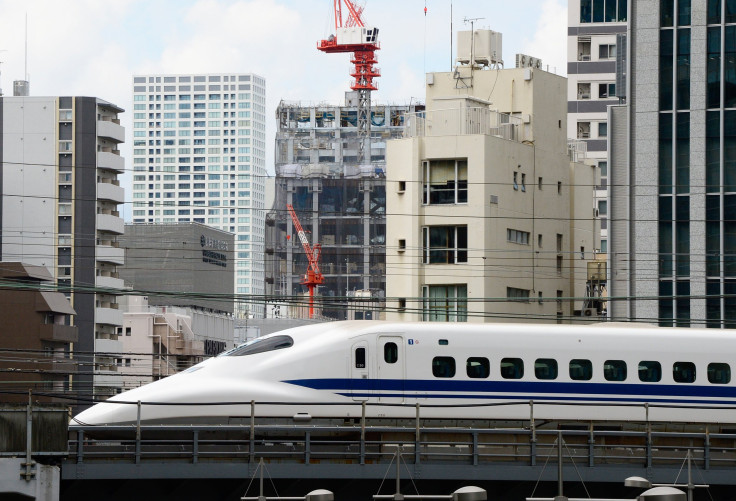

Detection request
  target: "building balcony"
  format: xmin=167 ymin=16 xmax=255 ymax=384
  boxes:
xmin=39 ymin=323 xmax=78 ymax=343
xmin=98 ymin=182 xmax=125 ymax=204
xmin=96 ymin=337 xmax=123 ymax=354
xmin=94 ymin=371 xmax=123 ymax=389
xmin=96 ymin=306 xmax=124 ymax=327
xmin=96 ymin=244 xmax=124 ymax=265
xmin=97 ymin=213 xmax=124 ymax=234
xmin=97 ymin=119 xmax=125 ymax=143
xmin=98 ymin=150 xmax=125 ymax=173
xmin=96 ymin=274 xmax=125 ymax=290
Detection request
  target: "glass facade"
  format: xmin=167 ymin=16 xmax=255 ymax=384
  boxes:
xmin=703 ymin=3 xmax=736 ymax=327
xmin=659 ymin=0 xmax=691 ymax=326
xmin=580 ymin=0 xmax=627 ymax=23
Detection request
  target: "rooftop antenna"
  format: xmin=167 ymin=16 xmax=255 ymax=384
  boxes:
xmin=24 ymin=13 xmax=28 ymax=81
xmin=13 ymin=14 xmax=30 ymax=97
xmin=0 ymin=54 xmax=5 ymax=97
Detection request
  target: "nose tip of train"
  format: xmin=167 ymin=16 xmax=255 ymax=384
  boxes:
xmin=71 ymin=400 xmax=139 ymax=426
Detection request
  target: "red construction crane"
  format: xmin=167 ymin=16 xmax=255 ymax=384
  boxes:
xmin=287 ymin=204 xmax=324 ymax=319
xmin=318 ymin=0 xmax=380 ymax=164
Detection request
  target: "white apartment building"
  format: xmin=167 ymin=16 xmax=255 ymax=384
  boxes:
xmin=118 ymin=296 xmax=234 ymax=388
xmin=1 ymin=94 xmax=126 ymax=398
xmin=568 ymin=0 xmax=628 ymax=254
xmin=131 ymin=74 xmax=266 ymax=317
xmin=386 ymin=59 xmax=598 ymax=323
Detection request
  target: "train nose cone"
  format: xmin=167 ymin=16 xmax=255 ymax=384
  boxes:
xmin=71 ymin=400 xmax=139 ymax=426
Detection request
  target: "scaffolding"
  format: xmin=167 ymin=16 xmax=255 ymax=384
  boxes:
xmin=266 ymin=95 xmax=422 ymax=320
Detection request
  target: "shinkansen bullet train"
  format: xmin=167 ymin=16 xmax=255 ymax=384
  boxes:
xmin=72 ymin=321 xmax=736 ymax=427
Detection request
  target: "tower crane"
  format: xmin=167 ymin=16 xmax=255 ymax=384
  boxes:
xmin=318 ymin=0 xmax=380 ymax=164
xmin=287 ymin=204 xmax=324 ymax=319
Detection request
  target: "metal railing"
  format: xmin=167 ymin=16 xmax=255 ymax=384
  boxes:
xmin=403 ymin=108 xmax=524 ymax=142
xmin=66 ymin=424 xmax=736 ymax=470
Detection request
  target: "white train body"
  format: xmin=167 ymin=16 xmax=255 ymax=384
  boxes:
xmin=73 ymin=321 xmax=736 ymax=426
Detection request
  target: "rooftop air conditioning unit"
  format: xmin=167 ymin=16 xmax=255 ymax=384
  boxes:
xmin=515 ymin=53 xmax=543 ymax=69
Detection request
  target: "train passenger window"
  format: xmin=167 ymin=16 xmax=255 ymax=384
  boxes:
xmin=569 ymin=359 xmax=593 ymax=380
xmin=535 ymin=359 xmax=558 ymax=380
xmin=384 ymin=342 xmax=398 ymax=364
xmin=708 ymin=363 xmax=731 ymax=384
xmin=466 ymin=357 xmax=490 ymax=378
xmin=223 ymin=335 xmax=293 ymax=356
xmin=355 ymin=347 xmax=366 ymax=369
xmin=673 ymin=362 xmax=696 ymax=383
xmin=500 ymin=358 xmax=524 ymax=379
xmin=638 ymin=361 xmax=662 ymax=382
xmin=604 ymin=360 xmax=627 ymax=381
xmin=433 ymin=357 xmax=456 ymax=378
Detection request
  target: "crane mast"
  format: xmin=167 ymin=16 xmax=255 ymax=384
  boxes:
xmin=287 ymin=204 xmax=324 ymax=319
xmin=317 ymin=0 xmax=380 ymax=164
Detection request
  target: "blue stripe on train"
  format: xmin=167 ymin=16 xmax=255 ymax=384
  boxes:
xmin=284 ymin=378 xmax=736 ymax=400
xmin=335 ymin=392 xmax=736 ymax=406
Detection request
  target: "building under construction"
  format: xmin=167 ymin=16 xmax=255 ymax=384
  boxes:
xmin=265 ymin=94 xmax=422 ymax=319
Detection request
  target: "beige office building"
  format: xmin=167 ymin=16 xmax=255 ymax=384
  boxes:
xmin=386 ymin=56 xmax=599 ymax=323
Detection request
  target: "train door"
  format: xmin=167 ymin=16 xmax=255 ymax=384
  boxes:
xmin=350 ymin=341 xmax=370 ymax=401
xmin=377 ymin=335 xmax=404 ymax=403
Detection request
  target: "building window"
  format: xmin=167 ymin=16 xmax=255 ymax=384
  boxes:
xmin=422 ymin=226 xmax=468 ymax=264
xmin=599 ymin=82 xmax=616 ymax=98
xmin=577 ymin=82 xmax=591 ymax=99
xmin=599 ymin=43 xmax=617 ymax=59
xmin=507 ymin=287 xmax=530 ymax=302
xmin=422 ymin=285 xmax=467 ymax=322
xmin=422 ymin=159 xmax=468 ymax=204
xmin=507 ymin=228 xmax=530 ymax=245
xmin=580 ymin=0 xmax=627 ymax=23
xmin=577 ymin=122 xmax=591 ymax=139
xmin=598 ymin=122 xmax=608 ymax=137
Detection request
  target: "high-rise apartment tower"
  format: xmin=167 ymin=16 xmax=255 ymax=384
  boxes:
xmin=568 ymin=0 xmax=628 ymax=256
xmin=1 ymin=95 xmax=126 ymax=399
xmin=131 ymin=74 xmax=266 ymax=317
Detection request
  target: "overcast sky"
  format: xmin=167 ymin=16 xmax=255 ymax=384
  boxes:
xmin=0 ymin=0 xmax=567 ymax=215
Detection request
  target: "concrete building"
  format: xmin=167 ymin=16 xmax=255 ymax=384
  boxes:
xmin=118 ymin=223 xmax=234 ymax=386
xmin=568 ymin=0 xmax=628 ymax=256
xmin=0 ymin=262 xmax=77 ymax=403
xmin=117 ymin=296 xmax=233 ymax=388
xmin=265 ymin=96 xmax=421 ymax=319
xmin=119 ymin=222 xmax=235 ymax=315
xmin=608 ymin=0 xmax=734 ymax=327
xmin=386 ymin=46 xmax=598 ymax=323
xmin=131 ymin=74 xmax=266 ymax=317
xmin=1 ymin=95 xmax=126 ymax=399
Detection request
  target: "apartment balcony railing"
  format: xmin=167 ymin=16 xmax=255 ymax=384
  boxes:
xmin=403 ymin=108 xmax=524 ymax=142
